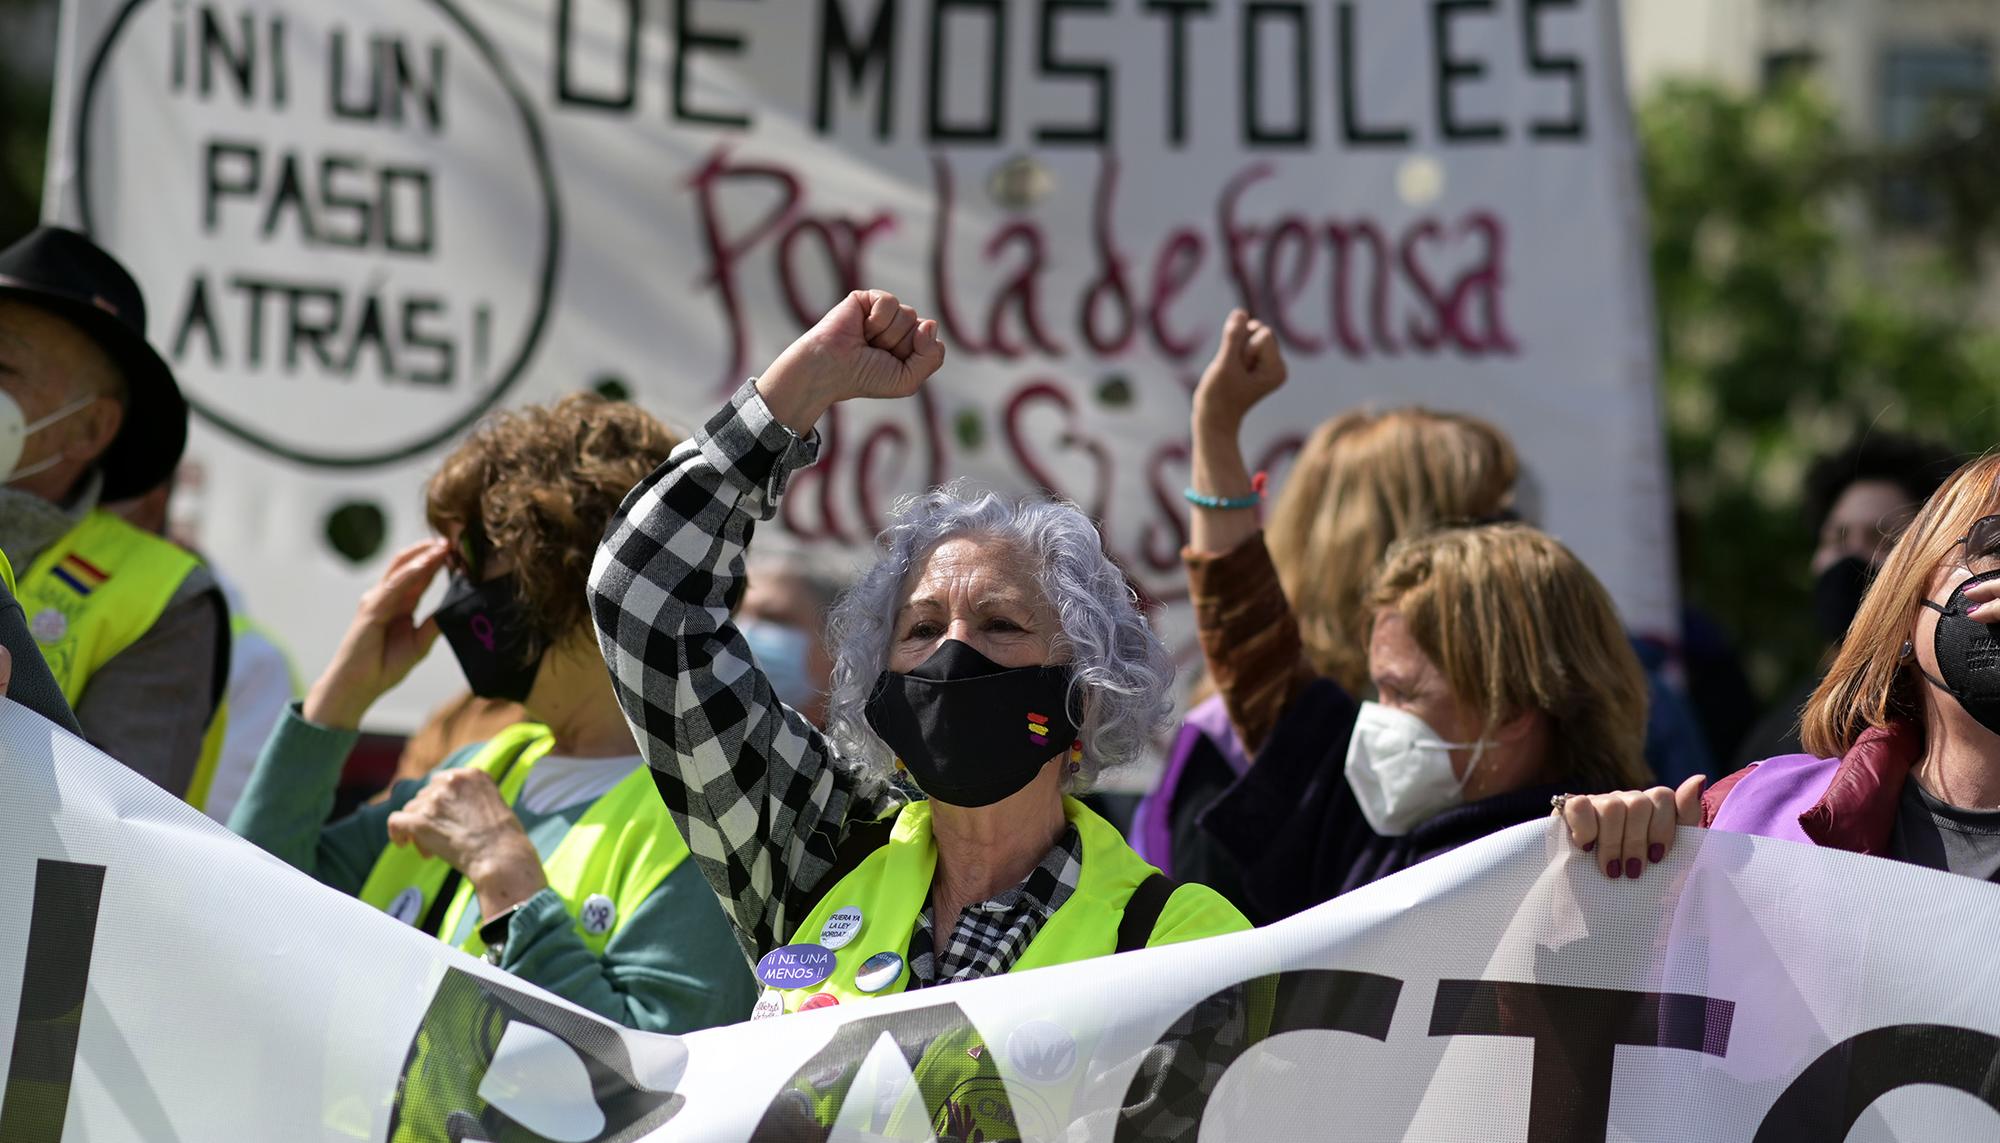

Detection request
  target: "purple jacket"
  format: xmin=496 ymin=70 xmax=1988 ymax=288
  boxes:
xmin=1133 ymin=694 xmax=1250 ymax=874
xmin=1704 ymin=722 xmax=1919 ymax=854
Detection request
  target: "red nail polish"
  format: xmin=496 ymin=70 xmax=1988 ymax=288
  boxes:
xmin=1606 ymin=860 xmax=1621 ymax=879
xmin=1583 ymin=841 xmax=1596 ymax=853
xmin=1648 ymin=843 xmax=1665 ymax=863
xmin=1625 ymin=857 xmax=1641 ymax=879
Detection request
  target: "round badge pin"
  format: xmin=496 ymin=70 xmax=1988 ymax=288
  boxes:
xmin=750 ymin=989 xmax=785 ymax=1021
xmin=800 ymin=993 xmax=840 ymax=1011
xmin=1008 ymin=1019 xmax=1079 ymax=1084
xmin=756 ymin=943 xmax=836 ymax=990
xmin=579 ymin=893 xmax=617 ymax=935
xmin=855 ymin=951 xmax=904 ymax=994
xmin=819 ymin=906 xmax=863 ymax=950
xmin=386 ymin=887 xmax=424 ymax=926
xmin=29 ymin=609 xmax=65 ymax=643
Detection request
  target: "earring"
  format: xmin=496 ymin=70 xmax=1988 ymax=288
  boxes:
xmin=1067 ymin=739 xmax=1083 ymax=775
xmin=1901 ymin=640 xmax=1915 ymax=661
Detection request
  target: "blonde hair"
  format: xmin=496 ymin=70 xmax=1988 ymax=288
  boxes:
xmin=1265 ymin=408 xmax=1518 ymax=693
xmin=1368 ymin=524 xmax=1653 ymax=791
xmin=1802 ymin=453 xmax=1999 ymax=758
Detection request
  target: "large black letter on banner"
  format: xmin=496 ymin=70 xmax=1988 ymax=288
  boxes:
xmin=815 ymin=0 xmax=898 ymax=139
xmin=1114 ymin=970 xmax=1404 ymax=1143
xmin=555 ymin=0 xmax=641 ymax=111
xmin=1428 ymin=981 xmax=1734 ymax=1143
xmin=749 ymin=1000 xmax=1003 ymax=1140
xmin=0 ymin=860 xmax=108 ymax=1143
xmin=1754 ymin=1024 xmax=2000 ymax=1142
xmin=388 ymin=967 xmax=683 ymax=1142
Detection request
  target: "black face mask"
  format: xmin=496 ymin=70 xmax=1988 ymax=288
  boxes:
xmin=1813 ymin=555 xmax=1873 ymax=642
xmin=864 ymin=640 xmax=1079 ymax=808
xmin=433 ymin=572 xmax=544 ymax=703
xmin=1920 ymin=570 xmax=2000 ymax=736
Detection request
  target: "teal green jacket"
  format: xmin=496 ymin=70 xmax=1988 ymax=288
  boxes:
xmin=229 ymin=704 xmax=756 ymax=1033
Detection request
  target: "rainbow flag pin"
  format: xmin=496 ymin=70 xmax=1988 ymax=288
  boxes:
xmin=1027 ymin=712 xmax=1050 ymax=745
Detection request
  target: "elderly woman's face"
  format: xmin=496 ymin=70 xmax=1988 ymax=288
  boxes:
xmin=891 ymin=537 xmax=1062 ymax=672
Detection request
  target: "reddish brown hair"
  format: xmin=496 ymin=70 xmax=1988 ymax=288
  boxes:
xmin=426 ymin=394 xmax=681 ymax=656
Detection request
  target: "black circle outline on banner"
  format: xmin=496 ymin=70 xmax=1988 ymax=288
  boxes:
xmin=74 ymin=0 xmax=563 ymax=470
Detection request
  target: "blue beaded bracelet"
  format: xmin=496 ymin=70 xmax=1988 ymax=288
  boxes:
xmin=1183 ymin=486 xmax=1261 ymax=511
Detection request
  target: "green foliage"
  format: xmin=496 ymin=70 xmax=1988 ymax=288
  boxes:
xmin=0 ymin=0 xmax=54 ymax=238
xmin=1644 ymin=78 xmax=2000 ymax=695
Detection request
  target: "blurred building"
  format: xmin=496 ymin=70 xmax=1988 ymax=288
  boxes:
xmin=1627 ymin=0 xmax=2000 ymax=303
xmin=1626 ymin=0 xmax=1995 ymax=175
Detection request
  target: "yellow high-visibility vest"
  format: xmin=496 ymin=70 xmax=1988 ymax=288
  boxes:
xmin=356 ymin=722 xmax=694 ymax=957
xmin=18 ymin=509 xmax=227 ymax=805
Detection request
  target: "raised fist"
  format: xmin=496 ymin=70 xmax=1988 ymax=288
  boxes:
xmin=1194 ymin=309 xmax=1288 ymax=427
xmin=758 ymin=290 xmax=947 ymax=432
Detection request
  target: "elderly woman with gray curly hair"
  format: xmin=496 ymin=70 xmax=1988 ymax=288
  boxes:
xmin=588 ymin=291 xmax=1247 ymax=1022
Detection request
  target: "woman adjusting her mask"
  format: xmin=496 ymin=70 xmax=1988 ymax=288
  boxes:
xmin=1557 ymin=454 xmax=2000 ymax=883
xmin=588 ymin=290 xmax=1249 ymax=1137
xmin=230 ymin=396 xmax=755 ymax=1046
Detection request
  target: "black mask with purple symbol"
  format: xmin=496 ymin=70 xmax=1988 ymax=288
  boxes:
xmin=433 ymin=572 xmax=544 ymax=703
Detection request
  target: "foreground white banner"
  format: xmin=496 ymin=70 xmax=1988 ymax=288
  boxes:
xmin=7 ymin=702 xmax=2000 ymax=1142
xmin=42 ymin=0 xmax=1673 ymax=728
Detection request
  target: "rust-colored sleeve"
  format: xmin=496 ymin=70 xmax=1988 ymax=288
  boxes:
xmin=1701 ymin=765 xmax=1754 ymax=828
xmin=1184 ymin=532 xmax=1320 ymax=756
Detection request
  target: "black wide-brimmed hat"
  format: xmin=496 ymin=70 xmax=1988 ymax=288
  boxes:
xmin=0 ymin=226 xmax=187 ymax=500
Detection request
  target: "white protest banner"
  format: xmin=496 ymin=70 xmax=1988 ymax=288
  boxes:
xmin=40 ymin=0 xmax=1673 ymax=729
xmin=7 ymin=699 xmax=2000 ymax=1142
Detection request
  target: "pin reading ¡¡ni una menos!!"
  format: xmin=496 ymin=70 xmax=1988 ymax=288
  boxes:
xmin=756 ymin=944 xmax=836 ymax=990
xmin=855 ymin=951 xmax=904 ymax=994
xmin=387 ymin=887 xmax=424 ymax=926
xmin=820 ymin=906 xmax=863 ymax=950
xmin=751 ymin=990 xmax=785 ymax=1021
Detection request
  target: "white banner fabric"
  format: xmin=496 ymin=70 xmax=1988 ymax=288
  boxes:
xmin=7 ymin=701 xmax=2000 ymax=1142
xmin=41 ymin=0 xmax=1674 ymax=730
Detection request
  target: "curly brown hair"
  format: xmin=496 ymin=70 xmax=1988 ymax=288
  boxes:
xmin=426 ymin=394 xmax=681 ymax=659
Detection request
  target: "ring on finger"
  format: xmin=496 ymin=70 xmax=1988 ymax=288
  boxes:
xmin=1549 ymin=793 xmax=1572 ymax=817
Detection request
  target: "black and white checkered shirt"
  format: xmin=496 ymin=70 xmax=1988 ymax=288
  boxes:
xmin=588 ymin=380 xmax=1082 ymax=981
xmin=591 ymin=382 xmax=1250 ymax=1135
xmin=909 ymin=825 xmax=1081 ymax=987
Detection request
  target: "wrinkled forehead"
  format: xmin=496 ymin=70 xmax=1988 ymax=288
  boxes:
xmin=898 ymin=535 xmax=1046 ymax=612
xmin=0 ymin=301 xmax=43 ymax=359
xmin=1368 ymin=607 xmax=1439 ymax=676
xmin=0 ymin=299 xmax=92 ymax=389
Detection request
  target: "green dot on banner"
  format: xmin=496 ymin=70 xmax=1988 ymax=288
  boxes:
xmin=954 ymin=410 xmax=985 ymax=450
xmin=325 ymin=502 xmax=388 ymax=565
